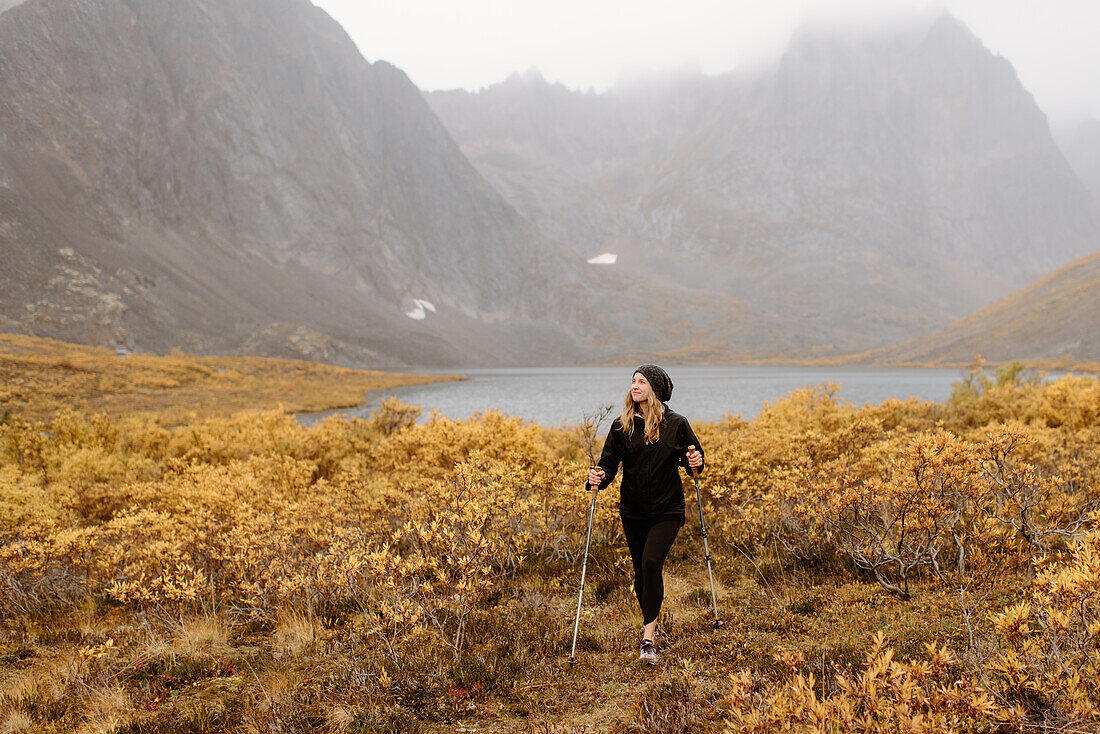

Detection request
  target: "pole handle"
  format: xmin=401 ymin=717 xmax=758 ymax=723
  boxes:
xmin=687 ymin=445 xmax=699 ymax=478
xmin=588 ymin=466 xmax=602 ymax=497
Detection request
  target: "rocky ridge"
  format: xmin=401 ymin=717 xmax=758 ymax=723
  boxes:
xmin=428 ymin=14 xmax=1100 ymax=359
xmin=0 ymin=0 xmax=580 ymax=367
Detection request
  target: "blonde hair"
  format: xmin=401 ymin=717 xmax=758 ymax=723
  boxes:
xmin=621 ymin=387 xmax=665 ymax=444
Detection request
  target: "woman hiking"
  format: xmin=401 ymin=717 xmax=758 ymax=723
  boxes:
xmin=588 ymin=364 xmax=704 ymax=664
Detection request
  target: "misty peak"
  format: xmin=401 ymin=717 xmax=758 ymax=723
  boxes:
xmin=924 ymin=10 xmax=982 ymax=45
xmin=787 ymin=5 xmax=941 ymax=52
xmin=917 ymin=11 xmax=1000 ymax=63
xmin=781 ymin=7 xmax=999 ymax=70
xmin=503 ymin=67 xmax=548 ymax=87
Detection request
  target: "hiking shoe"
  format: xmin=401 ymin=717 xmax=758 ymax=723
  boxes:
xmin=639 ymin=639 xmax=657 ymax=665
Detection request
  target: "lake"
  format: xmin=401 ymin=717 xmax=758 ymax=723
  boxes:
xmin=299 ymin=365 xmax=972 ymax=427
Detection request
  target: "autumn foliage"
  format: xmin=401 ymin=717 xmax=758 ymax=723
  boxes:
xmin=0 ymin=351 xmax=1098 ymax=732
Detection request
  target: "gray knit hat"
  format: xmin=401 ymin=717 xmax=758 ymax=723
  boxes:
xmin=634 ymin=364 xmax=673 ymax=403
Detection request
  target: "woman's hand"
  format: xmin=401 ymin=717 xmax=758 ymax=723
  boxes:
xmin=588 ymin=467 xmax=605 ymax=488
xmin=686 ymin=445 xmax=703 ymax=470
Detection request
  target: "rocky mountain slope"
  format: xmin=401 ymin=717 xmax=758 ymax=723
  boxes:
xmin=0 ymin=0 xmax=580 ymax=367
xmin=429 ymin=14 xmax=1100 ymax=359
xmin=1060 ymin=119 xmax=1100 ymax=205
xmin=868 ymin=248 xmax=1100 ymax=364
xmin=3 ymin=3 xmax=1097 ymax=366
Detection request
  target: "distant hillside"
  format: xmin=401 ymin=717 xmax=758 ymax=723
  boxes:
xmin=429 ymin=14 xmax=1100 ymax=359
xmin=0 ymin=0 xmax=580 ymax=367
xmin=0 ymin=332 xmax=457 ymax=422
xmin=871 ymin=249 xmax=1100 ymax=364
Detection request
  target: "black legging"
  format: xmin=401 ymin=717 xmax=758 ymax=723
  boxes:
xmin=620 ymin=514 xmax=683 ymax=626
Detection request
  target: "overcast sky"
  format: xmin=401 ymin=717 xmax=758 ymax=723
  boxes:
xmin=312 ymin=0 xmax=1099 ymax=129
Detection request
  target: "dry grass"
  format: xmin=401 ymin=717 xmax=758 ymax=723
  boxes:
xmin=173 ymin=616 xmax=231 ymax=657
xmin=271 ymin=613 xmax=316 ymax=658
xmin=0 ymin=711 xmax=35 ymax=734
xmin=75 ymin=685 xmax=130 ymax=734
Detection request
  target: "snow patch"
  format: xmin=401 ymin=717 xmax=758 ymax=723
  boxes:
xmin=587 ymin=253 xmax=617 ymax=265
xmin=404 ymin=299 xmax=437 ymax=320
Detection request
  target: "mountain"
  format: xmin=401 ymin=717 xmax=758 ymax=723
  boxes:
xmin=869 ymin=249 xmax=1100 ymax=364
xmin=428 ymin=14 xmax=1100 ymax=359
xmin=1059 ymin=119 xmax=1100 ymax=205
xmin=0 ymin=0 xmax=579 ymax=367
xmin=3 ymin=4 xmax=1097 ymax=367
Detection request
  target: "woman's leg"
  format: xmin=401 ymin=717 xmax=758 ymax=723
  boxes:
xmin=621 ymin=516 xmax=682 ymax=640
xmin=620 ymin=516 xmax=650 ymax=617
xmin=638 ymin=517 xmax=682 ymax=634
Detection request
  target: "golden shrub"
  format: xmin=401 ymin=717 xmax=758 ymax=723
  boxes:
xmin=726 ymin=632 xmax=1011 ymax=733
xmin=983 ymin=522 xmax=1100 ymax=726
xmin=1 ymin=368 xmax=1098 ymax=728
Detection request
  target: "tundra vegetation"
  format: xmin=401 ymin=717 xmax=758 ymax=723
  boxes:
xmin=0 ymin=333 xmax=459 ymax=423
xmin=1 ymin=336 xmax=1099 ymax=733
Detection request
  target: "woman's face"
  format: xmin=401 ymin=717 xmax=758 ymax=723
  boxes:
xmin=631 ymin=372 xmax=652 ymax=404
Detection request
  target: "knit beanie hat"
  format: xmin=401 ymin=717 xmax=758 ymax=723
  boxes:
xmin=635 ymin=364 xmax=673 ymax=403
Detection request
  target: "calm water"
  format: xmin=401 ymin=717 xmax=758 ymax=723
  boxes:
xmin=299 ymin=366 xmax=971 ymax=427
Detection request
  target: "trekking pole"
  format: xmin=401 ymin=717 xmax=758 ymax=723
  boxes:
xmin=688 ymin=446 xmax=722 ymax=630
xmin=568 ymin=476 xmax=600 ymax=669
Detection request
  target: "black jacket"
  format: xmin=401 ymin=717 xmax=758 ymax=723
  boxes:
xmin=596 ymin=408 xmax=704 ymax=520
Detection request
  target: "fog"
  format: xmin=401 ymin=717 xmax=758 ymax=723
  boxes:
xmin=314 ymin=0 xmax=1100 ymax=125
